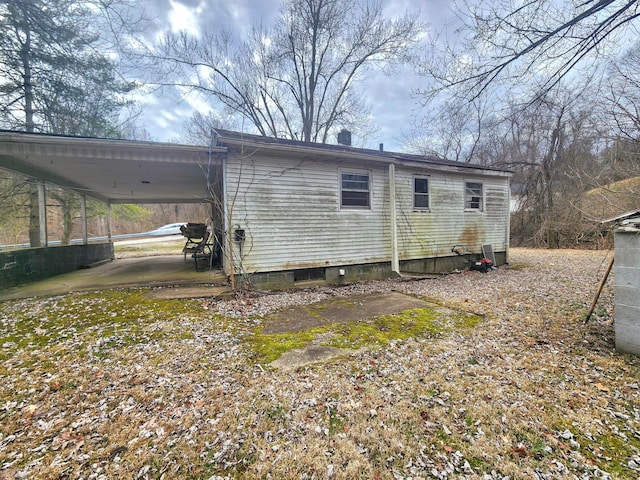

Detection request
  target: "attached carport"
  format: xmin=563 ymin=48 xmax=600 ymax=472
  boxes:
xmin=0 ymin=130 xmax=227 ymax=288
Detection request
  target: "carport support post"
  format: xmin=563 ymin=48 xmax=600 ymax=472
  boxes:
xmin=389 ymin=163 xmax=399 ymax=274
xmin=107 ymin=202 xmax=112 ymax=242
xmin=37 ymin=180 xmax=48 ymax=247
xmin=80 ymin=194 xmax=88 ymax=244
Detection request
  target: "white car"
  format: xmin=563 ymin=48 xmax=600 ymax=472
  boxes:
xmin=144 ymin=223 xmax=186 ymax=236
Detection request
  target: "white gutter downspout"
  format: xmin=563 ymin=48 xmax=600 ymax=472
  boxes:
xmin=506 ymin=181 xmax=511 ymax=265
xmin=221 ymin=154 xmax=230 ymax=276
xmin=389 ymin=163 xmax=400 ymax=274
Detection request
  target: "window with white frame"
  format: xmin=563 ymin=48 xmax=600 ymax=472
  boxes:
xmin=413 ymin=176 xmax=430 ymax=211
xmin=340 ymin=171 xmax=370 ymax=208
xmin=465 ymin=181 xmax=483 ymax=211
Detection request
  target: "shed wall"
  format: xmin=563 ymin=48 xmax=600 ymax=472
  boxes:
xmin=614 ymin=230 xmax=640 ymax=355
xmin=224 ymin=152 xmax=510 ymax=274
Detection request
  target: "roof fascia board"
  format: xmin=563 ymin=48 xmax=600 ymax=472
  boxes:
xmin=0 ymin=132 xmax=227 ymax=164
xmin=391 ymin=158 xmax=513 ymax=178
xmin=220 ymin=136 xmax=511 ymax=176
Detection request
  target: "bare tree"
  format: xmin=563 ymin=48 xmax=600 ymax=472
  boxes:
xmin=176 ymin=111 xmax=236 ymax=146
xmin=409 ymin=0 xmax=640 ymax=249
xmin=419 ymin=0 xmax=640 ymax=102
xmin=569 ymin=40 xmax=640 ymax=229
xmin=149 ymin=0 xmax=423 ymax=144
xmin=489 ymin=85 xmax=605 ymax=247
xmin=407 ymin=90 xmax=494 ymax=163
xmin=605 ymin=41 xmax=640 ymax=141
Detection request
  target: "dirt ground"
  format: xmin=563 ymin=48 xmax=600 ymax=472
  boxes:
xmin=1 ymin=247 xmax=638 ymax=480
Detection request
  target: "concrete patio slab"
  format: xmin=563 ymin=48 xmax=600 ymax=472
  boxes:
xmin=0 ymin=255 xmax=227 ymax=301
xmin=264 ymin=291 xmax=443 ymax=370
xmin=263 ymin=291 xmax=431 ymax=334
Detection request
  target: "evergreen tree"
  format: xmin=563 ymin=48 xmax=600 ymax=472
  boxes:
xmin=0 ymin=0 xmax=135 ymax=134
xmin=0 ymin=0 xmax=137 ymax=245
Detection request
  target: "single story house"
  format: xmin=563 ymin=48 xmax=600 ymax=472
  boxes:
xmin=0 ymin=129 xmax=512 ymax=289
xmin=211 ymin=129 xmax=512 ymax=288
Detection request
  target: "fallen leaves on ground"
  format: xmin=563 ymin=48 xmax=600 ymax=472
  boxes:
xmin=1 ymin=248 xmax=638 ymax=479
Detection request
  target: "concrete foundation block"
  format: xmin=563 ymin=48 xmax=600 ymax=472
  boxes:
xmin=614 ymin=230 xmax=640 ymax=356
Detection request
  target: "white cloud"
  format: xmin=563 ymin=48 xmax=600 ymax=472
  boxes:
xmin=136 ymin=0 xmax=444 ymax=149
xmin=167 ymin=0 xmax=203 ymax=35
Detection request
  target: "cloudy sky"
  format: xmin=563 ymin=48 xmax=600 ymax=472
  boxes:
xmin=133 ymin=0 xmax=458 ymax=151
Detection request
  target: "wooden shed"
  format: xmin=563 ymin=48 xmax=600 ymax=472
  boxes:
xmin=212 ymin=129 xmax=512 ymax=288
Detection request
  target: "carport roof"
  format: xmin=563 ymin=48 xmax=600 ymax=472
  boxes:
xmin=0 ymin=130 xmax=226 ymax=204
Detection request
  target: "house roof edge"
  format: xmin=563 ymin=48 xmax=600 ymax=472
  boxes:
xmin=212 ymin=129 xmax=512 ymax=176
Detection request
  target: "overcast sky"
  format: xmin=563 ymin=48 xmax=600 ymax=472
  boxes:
xmin=134 ymin=0 xmax=458 ymax=152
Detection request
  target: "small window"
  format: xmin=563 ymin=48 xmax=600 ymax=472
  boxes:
xmin=341 ymin=171 xmax=370 ymax=208
xmin=414 ymin=176 xmax=430 ymax=211
xmin=465 ymin=181 xmax=483 ymax=211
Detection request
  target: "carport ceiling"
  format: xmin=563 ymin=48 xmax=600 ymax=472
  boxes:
xmin=0 ymin=131 xmax=226 ymax=204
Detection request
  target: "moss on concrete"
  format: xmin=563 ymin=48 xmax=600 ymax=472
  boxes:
xmin=249 ymin=305 xmax=484 ymax=364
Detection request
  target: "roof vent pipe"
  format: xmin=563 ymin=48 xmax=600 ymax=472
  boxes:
xmin=379 ymin=143 xmax=384 ymax=152
xmin=337 ymin=129 xmax=351 ymax=146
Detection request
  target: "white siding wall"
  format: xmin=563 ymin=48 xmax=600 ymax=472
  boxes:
xmin=224 ymin=152 xmax=510 ymax=273
xmin=225 ymin=153 xmax=391 ymax=273
xmin=393 ymin=168 xmax=510 ymax=259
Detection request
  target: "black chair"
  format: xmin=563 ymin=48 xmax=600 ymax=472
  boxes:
xmin=181 ymin=223 xmax=212 ymax=270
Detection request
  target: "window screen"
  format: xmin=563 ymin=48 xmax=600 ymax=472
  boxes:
xmin=465 ymin=182 xmax=483 ymax=210
xmin=341 ymin=172 xmax=370 ymax=208
xmin=414 ymin=176 xmax=430 ymax=210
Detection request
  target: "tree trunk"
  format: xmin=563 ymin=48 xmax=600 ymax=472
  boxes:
xmin=60 ymin=191 xmax=74 ymax=245
xmin=19 ymin=18 xmax=40 ymax=245
xmin=542 ymin=111 xmax=564 ymax=249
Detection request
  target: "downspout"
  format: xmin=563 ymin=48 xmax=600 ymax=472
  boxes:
xmin=37 ymin=180 xmax=47 ymax=247
xmin=221 ymin=154 xmax=232 ymax=284
xmin=389 ymin=163 xmax=400 ymax=274
xmin=506 ymin=179 xmax=511 ymax=265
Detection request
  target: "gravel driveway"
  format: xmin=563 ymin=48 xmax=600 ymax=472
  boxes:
xmin=1 ymin=247 xmax=638 ymax=479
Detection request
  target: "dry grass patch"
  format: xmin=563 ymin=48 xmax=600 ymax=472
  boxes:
xmin=1 ymin=248 xmax=639 ymax=479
